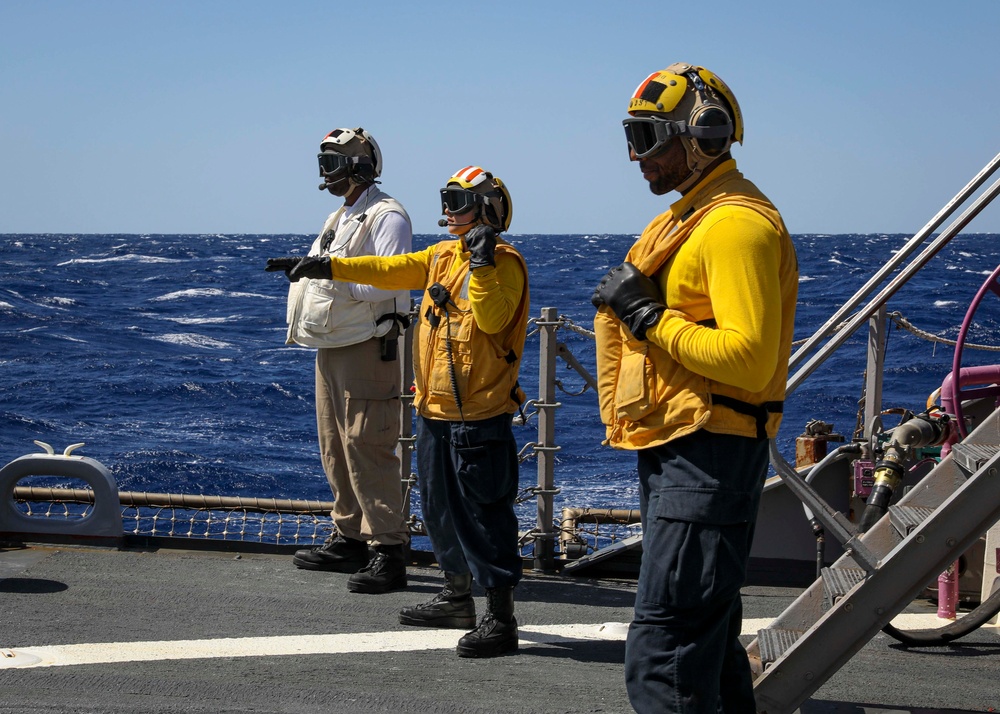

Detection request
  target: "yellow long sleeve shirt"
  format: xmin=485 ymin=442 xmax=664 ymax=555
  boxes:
xmin=326 ymin=241 xmax=526 ymax=334
xmin=648 ymin=204 xmax=785 ymax=393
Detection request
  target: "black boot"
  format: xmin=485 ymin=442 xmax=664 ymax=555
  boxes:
xmin=398 ymin=572 xmax=476 ymax=629
xmin=293 ymin=534 xmax=369 ymax=572
xmin=456 ymin=586 xmax=518 ymax=658
xmin=347 ymin=544 xmax=407 ymax=594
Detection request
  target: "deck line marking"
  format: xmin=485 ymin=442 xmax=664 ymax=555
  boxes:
xmin=1 ymin=614 xmax=983 ymax=669
xmin=1 ymin=624 xmax=627 ymax=670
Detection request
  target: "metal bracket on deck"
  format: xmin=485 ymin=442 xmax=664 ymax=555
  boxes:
xmin=0 ymin=444 xmax=123 ymax=543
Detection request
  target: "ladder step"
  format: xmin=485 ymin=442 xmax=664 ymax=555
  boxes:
xmin=757 ymin=627 xmax=805 ymax=666
xmin=951 ymin=442 xmax=1000 ymax=475
xmin=889 ymin=504 xmax=935 ymax=536
xmin=821 ymin=566 xmax=866 ymax=605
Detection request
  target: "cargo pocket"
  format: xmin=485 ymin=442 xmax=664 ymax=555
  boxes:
xmin=453 ymin=438 xmax=515 ymax=505
xmin=615 ymin=346 xmax=655 ymax=422
xmin=299 ymin=281 xmax=341 ymax=333
xmin=345 ymin=378 xmax=400 ymax=448
xmin=638 ymin=514 xmax=720 ymax=609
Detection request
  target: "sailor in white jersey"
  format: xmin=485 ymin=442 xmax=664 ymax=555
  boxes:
xmin=266 ymin=127 xmax=412 ymax=594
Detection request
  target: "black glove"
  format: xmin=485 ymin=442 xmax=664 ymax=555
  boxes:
xmin=592 ymin=262 xmax=665 ymax=340
xmin=288 ymin=256 xmax=332 ymax=282
xmin=264 ymin=257 xmax=302 ymax=280
xmin=464 ymin=224 xmax=497 ymax=270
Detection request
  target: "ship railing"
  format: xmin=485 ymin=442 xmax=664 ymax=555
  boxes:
xmin=7 ymin=287 xmax=999 ymax=568
xmin=1 ymin=306 xmax=638 ymax=572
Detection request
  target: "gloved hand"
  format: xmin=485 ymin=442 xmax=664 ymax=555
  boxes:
xmin=288 ymin=256 xmax=332 ymax=282
xmin=591 ymin=262 xmax=665 ymax=340
xmin=264 ymin=257 xmax=302 ymax=280
xmin=464 ymin=224 xmax=497 ymax=270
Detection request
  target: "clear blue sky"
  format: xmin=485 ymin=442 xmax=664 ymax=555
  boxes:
xmin=3 ymin=0 xmax=1000 ymax=236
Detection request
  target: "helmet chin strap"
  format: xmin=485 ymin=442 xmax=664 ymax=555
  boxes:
xmin=674 ymin=137 xmax=713 ymax=194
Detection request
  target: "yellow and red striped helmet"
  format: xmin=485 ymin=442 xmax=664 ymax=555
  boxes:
xmin=442 ymin=166 xmax=513 ymax=232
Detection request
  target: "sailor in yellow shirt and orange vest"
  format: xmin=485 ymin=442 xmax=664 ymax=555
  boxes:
xmin=592 ymin=64 xmax=798 ymax=713
xmin=285 ymin=166 xmax=529 ymax=660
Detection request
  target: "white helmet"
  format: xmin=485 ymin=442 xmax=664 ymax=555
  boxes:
xmin=319 ymin=127 xmax=382 ymax=180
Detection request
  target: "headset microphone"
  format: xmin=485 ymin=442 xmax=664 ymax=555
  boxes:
xmin=318 ymin=182 xmax=330 ymax=191
xmin=440 ymin=217 xmax=476 ymax=228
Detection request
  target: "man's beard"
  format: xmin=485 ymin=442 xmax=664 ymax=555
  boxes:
xmin=643 ymin=160 xmax=690 ymax=196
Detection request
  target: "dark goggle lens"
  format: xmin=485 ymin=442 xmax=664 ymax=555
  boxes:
xmin=623 ymin=118 xmax=663 ymax=158
xmin=318 ymin=152 xmax=350 ymax=176
xmin=440 ymin=188 xmax=481 ymax=215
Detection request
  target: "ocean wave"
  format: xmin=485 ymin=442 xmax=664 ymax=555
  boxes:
xmin=58 ymin=254 xmax=185 ymax=266
xmin=40 ymin=296 xmax=77 ymax=307
xmin=150 ymin=288 xmax=278 ymax=302
xmin=160 ymin=316 xmax=242 ymax=325
xmin=151 ymin=333 xmax=235 ymax=349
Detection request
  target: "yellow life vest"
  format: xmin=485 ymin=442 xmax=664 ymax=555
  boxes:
xmin=413 ymin=240 xmax=530 ymax=421
xmin=596 ymin=166 xmax=797 ymax=449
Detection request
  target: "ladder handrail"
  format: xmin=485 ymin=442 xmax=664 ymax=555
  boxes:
xmin=786 ymin=173 xmax=1000 ymax=396
xmin=788 ymin=151 xmax=1000 ymax=373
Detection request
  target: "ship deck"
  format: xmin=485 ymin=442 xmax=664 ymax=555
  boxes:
xmin=1 ymin=543 xmax=998 ymax=714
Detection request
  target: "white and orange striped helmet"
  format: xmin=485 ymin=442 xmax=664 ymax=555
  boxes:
xmin=440 ymin=166 xmax=513 ymax=232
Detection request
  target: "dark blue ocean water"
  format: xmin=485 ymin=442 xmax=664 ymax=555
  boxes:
xmin=2 ymin=232 xmax=999 ymax=533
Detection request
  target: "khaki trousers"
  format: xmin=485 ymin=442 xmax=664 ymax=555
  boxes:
xmin=315 ymin=338 xmax=408 ymax=547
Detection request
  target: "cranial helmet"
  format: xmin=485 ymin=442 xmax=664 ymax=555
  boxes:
xmin=318 ymin=127 xmax=382 ymax=188
xmin=624 ymin=63 xmax=743 ymax=190
xmin=441 ymin=166 xmax=513 ymax=233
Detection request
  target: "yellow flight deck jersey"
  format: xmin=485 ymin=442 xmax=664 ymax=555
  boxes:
xmin=325 ymin=239 xmax=529 ymax=421
xmin=595 ymin=160 xmax=798 ymax=449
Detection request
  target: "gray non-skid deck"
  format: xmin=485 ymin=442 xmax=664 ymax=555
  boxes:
xmin=0 ymin=544 xmax=997 ymax=714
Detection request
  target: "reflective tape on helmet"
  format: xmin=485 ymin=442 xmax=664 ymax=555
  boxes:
xmin=447 ymin=166 xmax=491 ymax=190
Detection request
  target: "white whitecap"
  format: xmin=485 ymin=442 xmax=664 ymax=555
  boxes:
xmin=799 ymin=275 xmax=816 ymax=282
xmin=58 ymin=254 xmax=184 ymax=266
xmin=162 ymin=316 xmax=240 ymax=325
xmin=934 ymin=300 xmax=957 ymax=307
xmin=151 ymin=288 xmax=274 ymax=302
xmin=41 ymin=296 xmax=77 ymax=307
xmin=151 ymin=333 xmax=234 ymax=349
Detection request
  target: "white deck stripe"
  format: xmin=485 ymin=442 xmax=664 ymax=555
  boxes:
xmin=1 ymin=615 xmax=990 ymax=670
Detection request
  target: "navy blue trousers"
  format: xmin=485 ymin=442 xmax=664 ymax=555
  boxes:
xmin=626 ymin=430 xmax=768 ymax=714
xmin=415 ymin=413 xmax=522 ymax=589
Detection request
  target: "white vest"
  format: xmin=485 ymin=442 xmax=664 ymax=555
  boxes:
xmin=285 ymin=191 xmax=410 ymax=349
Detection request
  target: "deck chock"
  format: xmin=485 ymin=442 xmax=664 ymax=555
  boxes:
xmin=0 ymin=443 xmax=123 ymax=544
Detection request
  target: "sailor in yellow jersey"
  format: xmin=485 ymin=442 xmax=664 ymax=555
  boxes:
xmin=592 ymin=64 xmax=798 ymax=713
xmin=286 ymin=166 xmax=529 ymax=660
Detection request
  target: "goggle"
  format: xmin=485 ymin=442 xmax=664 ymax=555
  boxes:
xmin=623 ymin=116 xmax=732 ymax=159
xmin=317 ymin=151 xmax=370 ymax=177
xmin=440 ymin=187 xmax=485 ymax=215
xmin=622 ymin=117 xmax=687 ymax=159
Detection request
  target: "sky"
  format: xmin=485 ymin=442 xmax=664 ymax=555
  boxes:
xmin=2 ymin=1 xmax=1000 ymax=237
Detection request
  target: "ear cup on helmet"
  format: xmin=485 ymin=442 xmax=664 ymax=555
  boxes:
xmin=691 ymin=106 xmax=732 ymax=158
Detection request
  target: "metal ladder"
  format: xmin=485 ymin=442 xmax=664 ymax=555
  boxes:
xmin=749 ymin=408 xmax=1000 ymax=714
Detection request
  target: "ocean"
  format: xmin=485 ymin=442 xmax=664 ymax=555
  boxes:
xmin=2 ymin=232 xmax=999 ymax=537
